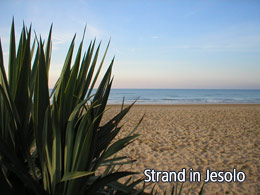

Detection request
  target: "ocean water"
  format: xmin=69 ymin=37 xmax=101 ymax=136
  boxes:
xmin=49 ymin=89 xmax=260 ymax=104
xmin=106 ymin=89 xmax=260 ymax=104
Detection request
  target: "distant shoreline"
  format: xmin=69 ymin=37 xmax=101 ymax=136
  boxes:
xmin=107 ymin=103 xmax=260 ymax=106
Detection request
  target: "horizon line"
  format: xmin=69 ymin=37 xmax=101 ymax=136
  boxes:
xmin=48 ymin=88 xmax=260 ymax=90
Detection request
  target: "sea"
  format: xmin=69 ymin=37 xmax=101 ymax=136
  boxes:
xmin=106 ymin=89 xmax=260 ymax=104
xmin=49 ymin=89 xmax=260 ymax=104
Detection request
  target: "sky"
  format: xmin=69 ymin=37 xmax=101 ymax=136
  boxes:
xmin=0 ymin=0 xmax=260 ymax=89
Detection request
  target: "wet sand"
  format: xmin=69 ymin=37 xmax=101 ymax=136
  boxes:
xmin=101 ymin=104 xmax=260 ymax=194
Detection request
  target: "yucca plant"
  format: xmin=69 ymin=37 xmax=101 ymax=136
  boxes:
xmin=0 ymin=19 xmax=146 ymax=195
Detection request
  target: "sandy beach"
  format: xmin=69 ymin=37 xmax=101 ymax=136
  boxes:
xmin=101 ymin=104 xmax=260 ymax=194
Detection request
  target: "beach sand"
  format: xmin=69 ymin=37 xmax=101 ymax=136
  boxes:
xmin=101 ymin=104 xmax=260 ymax=194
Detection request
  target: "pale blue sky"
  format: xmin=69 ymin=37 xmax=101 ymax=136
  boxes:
xmin=0 ymin=0 xmax=260 ymax=89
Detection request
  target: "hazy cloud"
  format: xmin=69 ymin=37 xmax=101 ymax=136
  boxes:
xmin=52 ymin=33 xmax=75 ymax=50
xmin=152 ymin=35 xmax=159 ymax=39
